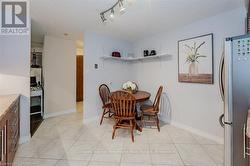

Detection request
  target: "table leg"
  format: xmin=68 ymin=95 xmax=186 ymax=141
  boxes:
xmin=135 ymin=121 xmax=142 ymax=132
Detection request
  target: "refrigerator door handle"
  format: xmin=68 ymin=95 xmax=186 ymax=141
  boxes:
xmin=219 ymin=114 xmax=232 ymax=127
xmin=219 ymin=114 xmax=225 ymax=127
xmin=243 ymin=124 xmax=250 ymax=158
xmin=219 ymin=52 xmax=225 ymax=101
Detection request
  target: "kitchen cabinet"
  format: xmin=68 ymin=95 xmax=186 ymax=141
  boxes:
xmin=0 ymin=118 xmax=7 ymax=165
xmin=0 ymin=95 xmax=20 ymax=166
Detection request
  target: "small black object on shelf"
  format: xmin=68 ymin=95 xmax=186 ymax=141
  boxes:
xmin=150 ymin=50 xmax=156 ymax=56
xmin=112 ymin=52 xmax=121 ymax=57
xmin=143 ymin=50 xmax=149 ymax=57
xmin=144 ymin=50 xmax=157 ymax=57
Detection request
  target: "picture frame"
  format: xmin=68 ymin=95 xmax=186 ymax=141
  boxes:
xmin=178 ymin=33 xmax=214 ymax=84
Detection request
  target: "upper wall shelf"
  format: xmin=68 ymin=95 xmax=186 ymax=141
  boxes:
xmin=100 ymin=54 xmax=172 ymax=63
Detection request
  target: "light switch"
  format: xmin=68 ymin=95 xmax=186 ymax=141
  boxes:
xmin=94 ymin=64 xmax=98 ymax=69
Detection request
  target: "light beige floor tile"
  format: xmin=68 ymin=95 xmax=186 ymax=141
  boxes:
xmin=123 ymin=142 xmax=150 ymax=154
xmin=121 ymin=153 xmax=151 ymax=164
xmin=167 ymin=127 xmax=197 ymax=144
xmin=151 ymin=153 xmax=184 ymax=165
xmin=77 ymin=130 xmax=106 ymax=142
xmin=88 ymin=161 xmax=120 ymax=166
xmin=95 ymin=140 xmax=124 ymax=153
xmin=63 ymin=152 xmax=92 ymax=161
xmin=76 ymin=102 xmax=83 ymax=113
xmin=121 ymin=163 xmax=152 ymax=166
xmin=202 ymin=144 xmax=224 ymax=165
xmin=153 ymin=164 xmax=183 ymax=166
xmin=176 ymin=144 xmax=217 ymax=166
xmin=13 ymin=157 xmax=58 ymax=166
xmin=69 ymin=140 xmax=98 ymax=154
xmin=55 ymin=160 xmax=88 ymax=166
xmin=16 ymin=138 xmax=50 ymax=158
xmin=37 ymin=139 xmax=75 ymax=159
xmin=149 ymin=143 xmax=178 ymax=154
xmin=32 ymin=127 xmax=60 ymax=140
xmin=91 ymin=153 xmax=122 ymax=162
xmin=192 ymin=134 xmax=219 ymax=145
xmin=144 ymin=130 xmax=173 ymax=144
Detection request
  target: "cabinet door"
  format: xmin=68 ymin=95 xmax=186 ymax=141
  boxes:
xmin=7 ymin=100 xmax=19 ymax=164
xmin=0 ymin=119 xmax=7 ymax=166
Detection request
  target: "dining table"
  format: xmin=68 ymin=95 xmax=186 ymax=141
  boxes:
xmin=132 ymin=91 xmax=151 ymax=103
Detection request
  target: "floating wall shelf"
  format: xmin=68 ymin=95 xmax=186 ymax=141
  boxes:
xmin=100 ymin=54 xmax=172 ymax=63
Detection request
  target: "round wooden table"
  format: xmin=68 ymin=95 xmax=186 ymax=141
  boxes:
xmin=132 ymin=91 xmax=151 ymax=103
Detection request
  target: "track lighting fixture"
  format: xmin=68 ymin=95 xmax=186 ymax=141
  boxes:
xmin=100 ymin=0 xmax=131 ymax=24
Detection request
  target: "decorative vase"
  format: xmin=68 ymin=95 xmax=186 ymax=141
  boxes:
xmin=189 ymin=62 xmax=199 ymax=75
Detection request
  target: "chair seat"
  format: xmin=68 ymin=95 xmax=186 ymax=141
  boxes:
xmin=102 ymin=102 xmax=112 ymax=109
xmin=140 ymin=104 xmax=156 ymax=114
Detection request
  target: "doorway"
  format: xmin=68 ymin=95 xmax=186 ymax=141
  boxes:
xmin=76 ymin=55 xmax=83 ymax=112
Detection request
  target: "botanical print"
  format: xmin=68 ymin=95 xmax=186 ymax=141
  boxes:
xmin=178 ymin=34 xmax=213 ymax=84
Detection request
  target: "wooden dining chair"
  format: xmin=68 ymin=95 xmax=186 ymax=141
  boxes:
xmin=99 ymin=84 xmax=113 ymax=125
xmin=140 ymin=86 xmax=163 ymax=131
xmin=110 ymin=91 xmax=137 ymax=142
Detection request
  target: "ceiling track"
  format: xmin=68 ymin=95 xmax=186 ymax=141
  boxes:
xmin=100 ymin=0 xmax=123 ymax=15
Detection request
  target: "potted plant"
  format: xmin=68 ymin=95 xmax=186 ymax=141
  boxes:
xmin=122 ymin=81 xmax=138 ymax=94
xmin=185 ymin=41 xmax=206 ymax=75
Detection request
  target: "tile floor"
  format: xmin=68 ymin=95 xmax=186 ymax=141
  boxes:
xmin=14 ymin=112 xmax=224 ymax=166
xmin=76 ymin=102 xmax=83 ymax=113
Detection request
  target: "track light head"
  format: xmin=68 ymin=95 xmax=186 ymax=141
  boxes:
xmin=100 ymin=13 xmax=107 ymax=23
xmin=110 ymin=8 xmax=115 ymax=20
xmin=119 ymin=0 xmax=126 ymax=15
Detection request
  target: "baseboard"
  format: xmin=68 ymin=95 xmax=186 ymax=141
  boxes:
xmin=171 ymin=121 xmax=224 ymax=144
xmin=44 ymin=109 xmax=76 ymax=119
xmin=19 ymin=134 xmax=31 ymax=144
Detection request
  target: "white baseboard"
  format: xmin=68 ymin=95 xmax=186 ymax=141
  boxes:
xmin=19 ymin=134 xmax=31 ymax=144
xmin=44 ymin=109 xmax=76 ymax=119
xmin=171 ymin=121 xmax=224 ymax=144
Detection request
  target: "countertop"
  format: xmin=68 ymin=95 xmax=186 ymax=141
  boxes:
xmin=0 ymin=94 xmax=19 ymax=119
xmin=247 ymin=110 xmax=250 ymax=138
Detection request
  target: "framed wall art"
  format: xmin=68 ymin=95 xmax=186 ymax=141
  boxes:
xmin=178 ymin=33 xmax=213 ymax=84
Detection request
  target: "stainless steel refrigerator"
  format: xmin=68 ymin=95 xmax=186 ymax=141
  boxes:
xmin=219 ymin=34 xmax=250 ymax=166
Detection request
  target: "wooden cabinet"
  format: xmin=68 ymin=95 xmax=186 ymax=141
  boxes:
xmin=0 ymin=118 xmax=7 ymax=165
xmin=7 ymin=99 xmax=19 ymax=164
xmin=0 ymin=96 xmax=19 ymax=166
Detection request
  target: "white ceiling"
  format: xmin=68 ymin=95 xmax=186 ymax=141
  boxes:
xmin=31 ymin=0 xmax=245 ymax=43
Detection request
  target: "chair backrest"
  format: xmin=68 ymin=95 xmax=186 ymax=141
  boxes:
xmin=99 ymin=84 xmax=111 ymax=106
xmin=153 ymin=86 xmax=163 ymax=113
xmin=110 ymin=91 xmax=136 ymax=118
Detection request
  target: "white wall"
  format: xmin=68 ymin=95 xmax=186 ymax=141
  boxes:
xmin=43 ymin=36 xmax=76 ymax=118
xmin=83 ymin=32 xmax=134 ymax=121
xmin=0 ymin=36 xmax=31 ymax=143
xmin=132 ymin=8 xmax=246 ymax=143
